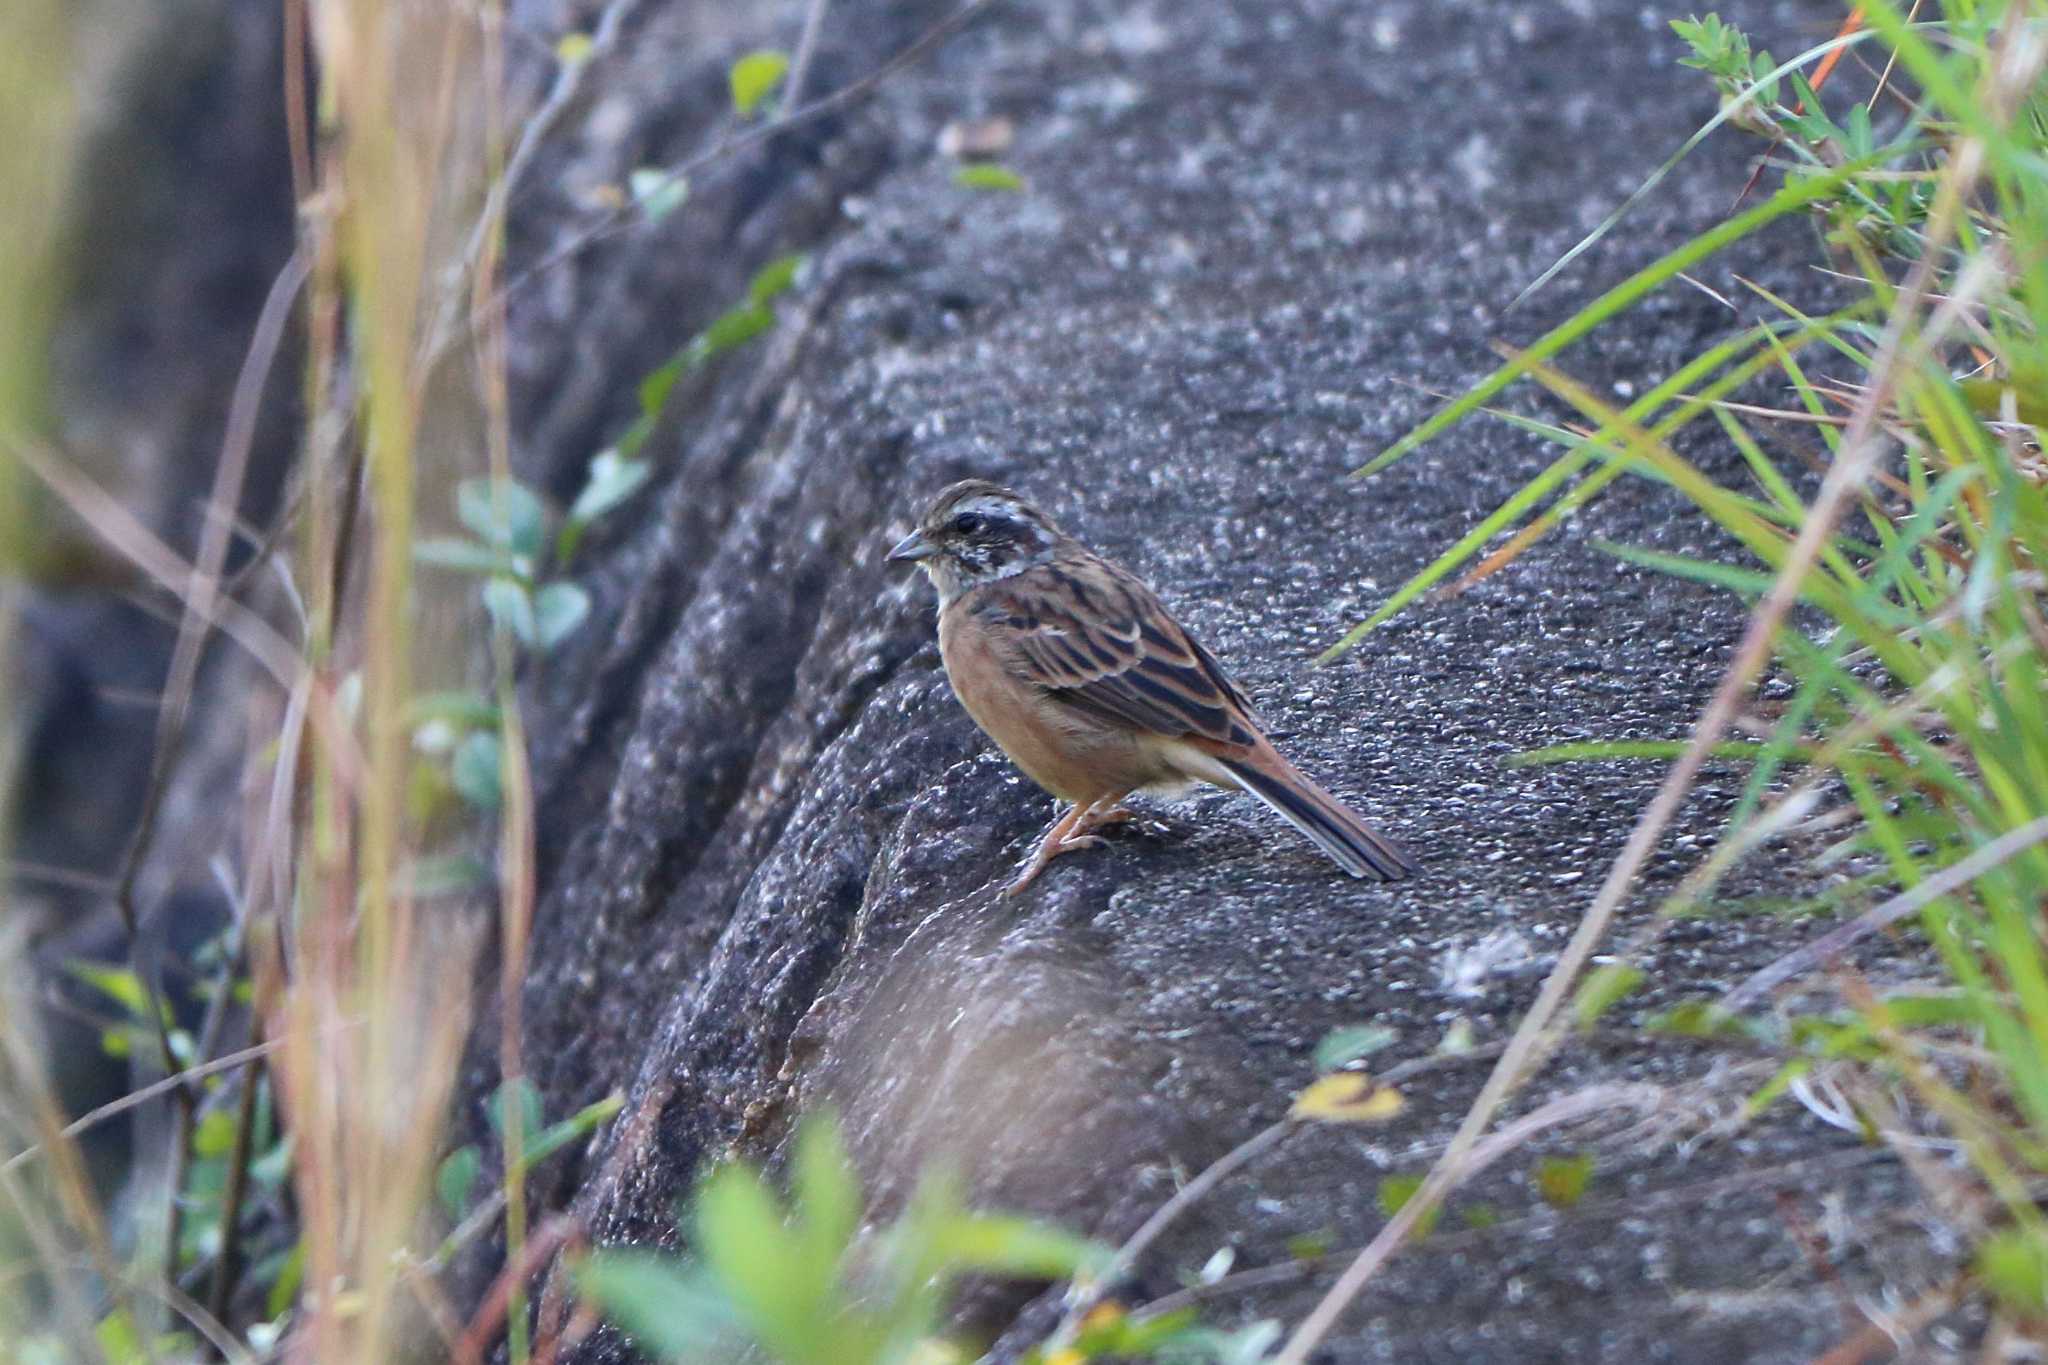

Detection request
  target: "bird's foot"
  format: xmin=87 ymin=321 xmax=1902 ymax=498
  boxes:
xmin=1071 ymin=805 xmax=1135 ymax=836
xmin=1003 ymin=795 xmax=1131 ymax=897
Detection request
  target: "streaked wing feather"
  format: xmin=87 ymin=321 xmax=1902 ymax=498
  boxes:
xmin=977 ymin=555 xmax=1260 ymax=747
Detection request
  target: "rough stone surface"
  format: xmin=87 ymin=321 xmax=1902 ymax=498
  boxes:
xmin=464 ymin=0 xmax=1951 ymax=1360
xmin=16 ymin=0 xmax=1964 ymax=1359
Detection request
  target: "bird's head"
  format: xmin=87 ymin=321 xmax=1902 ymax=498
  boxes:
xmin=887 ymin=479 xmax=1063 ymax=602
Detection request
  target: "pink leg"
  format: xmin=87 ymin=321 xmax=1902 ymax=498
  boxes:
xmin=1004 ymin=791 xmax=1135 ymax=897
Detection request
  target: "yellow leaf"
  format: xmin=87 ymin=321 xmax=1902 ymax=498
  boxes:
xmin=1291 ymin=1072 xmax=1405 ymax=1124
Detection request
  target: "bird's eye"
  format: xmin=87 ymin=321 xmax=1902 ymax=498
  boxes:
xmin=951 ymin=512 xmax=985 ymax=535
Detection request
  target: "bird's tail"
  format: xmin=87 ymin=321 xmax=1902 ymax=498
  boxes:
xmin=1219 ymin=749 xmax=1416 ymax=881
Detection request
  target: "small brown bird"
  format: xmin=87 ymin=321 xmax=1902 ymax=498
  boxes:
xmin=888 ymin=479 xmax=1416 ymax=895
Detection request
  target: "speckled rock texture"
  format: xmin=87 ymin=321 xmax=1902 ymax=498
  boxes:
xmin=18 ymin=0 xmax=1955 ymax=1357
xmin=446 ymin=1 xmax=1962 ymax=1360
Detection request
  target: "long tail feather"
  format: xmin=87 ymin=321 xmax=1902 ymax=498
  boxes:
xmin=1221 ymin=752 xmax=1416 ymax=881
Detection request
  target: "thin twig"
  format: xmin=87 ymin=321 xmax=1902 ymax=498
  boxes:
xmin=114 ymin=241 xmax=309 ymax=1074
xmin=1 ymin=858 xmax=117 ymax=893
xmin=1723 ymin=815 xmax=2048 ymax=1013
xmin=0 ymin=1033 xmax=299 ymax=1178
xmin=94 ymin=247 xmax=304 ymax=1286
xmin=1054 ymin=1120 xmax=1301 ymax=1340
xmin=1047 ymin=1040 xmax=1518 ymax=1346
xmin=0 ymin=1018 xmax=137 ymax=1360
xmin=445 ymin=0 xmax=654 ymax=341
xmin=1132 ymin=1145 xmax=1895 ymax=1324
xmin=1866 ymin=0 xmax=1925 ymax=118
xmin=1808 ymin=1271 xmax=1962 ymax=1365
xmin=3 ymin=440 xmax=306 ymax=696
xmin=782 ymin=0 xmax=833 ymax=111
xmin=205 ymin=1024 xmax=265 ymax=1327
xmin=217 ymin=481 xmax=304 ymax=603
xmin=530 ymin=1299 xmax=601 ymax=1365
xmin=1270 ymin=1084 xmax=1667 ymax=1360
xmin=1774 ymin=1187 xmax=1870 ymax=1334
xmin=472 ymin=22 xmax=543 ymax=1351
xmin=452 ymin=1214 xmax=586 ymax=1365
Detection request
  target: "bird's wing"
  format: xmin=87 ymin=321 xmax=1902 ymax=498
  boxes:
xmin=970 ymin=552 xmax=1262 ymax=748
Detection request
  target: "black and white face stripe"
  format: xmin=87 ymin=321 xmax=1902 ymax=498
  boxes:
xmin=911 ymin=482 xmax=1063 ymax=601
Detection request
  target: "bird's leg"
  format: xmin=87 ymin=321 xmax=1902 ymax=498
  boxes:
xmin=1005 ymin=792 xmax=1135 ymax=897
xmin=1005 ymin=803 xmax=1087 ymax=897
xmin=1069 ymin=790 xmax=1137 ymax=838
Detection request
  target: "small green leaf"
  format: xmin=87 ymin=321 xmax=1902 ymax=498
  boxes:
xmin=452 ymin=730 xmax=503 ymax=811
xmin=516 ymin=1093 xmax=624 ymax=1174
xmin=437 ymin=1146 xmax=481 ymax=1219
xmin=568 ymin=451 xmax=652 ymax=528
xmin=1313 ymin=1023 xmax=1399 ymax=1073
xmin=580 ymin=1252 xmax=742 ymax=1360
xmin=1285 ymin=1229 xmax=1332 ymax=1260
xmin=415 ymin=536 xmax=513 ymax=575
xmin=1459 ymin=1203 xmax=1501 ymax=1230
xmin=99 ymin=1028 xmax=131 ymax=1058
xmin=954 ymin=163 xmax=1025 ymax=191
xmin=696 ymin=302 xmax=774 ymax=360
xmin=249 ymin=1133 xmax=293 ymax=1188
xmin=404 ymin=854 xmax=491 ymax=898
xmin=1647 ymin=999 xmax=1750 ymax=1039
xmin=1071 ymin=1305 xmax=1202 ymax=1355
xmin=638 ymin=357 xmax=685 ymax=423
xmin=695 ymin=1161 xmax=825 ymax=1361
xmin=95 ymin=1310 xmax=145 ymax=1365
xmin=729 ymin=50 xmax=790 ymax=116
xmin=482 ymin=576 xmax=537 ymax=645
xmin=1375 ymin=1174 xmax=1440 ymax=1238
xmin=629 ymin=167 xmax=688 ymax=223
xmin=792 ymin=1114 xmax=861 ymax=1272
xmin=747 ymin=253 xmax=804 ymax=304
xmin=1573 ymin=963 xmax=1645 ymax=1029
xmin=534 ymin=581 xmax=592 ymax=650
xmin=407 ymin=690 xmax=501 ymax=729
xmin=555 ymin=31 xmax=594 ymax=65
xmin=63 ymin=961 xmax=151 ymax=1020
xmin=1978 ymin=1228 xmax=2048 ymax=1314
xmin=1437 ymin=1017 xmax=1477 ymax=1054
xmin=932 ymin=1213 xmax=1112 ymax=1281
xmin=457 ymin=479 xmax=547 ymax=558
xmin=266 ymin=1240 xmax=305 ymax=1319
xmin=614 ymin=414 xmax=658 ymax=461
xmin=488 ymin=1076 xmax=545 ymax=1146
xmin=193 ymin=1110 xmax=238 ymax=1159
xmin=1534 ymin=1153 xmax=1594 ymax=1209
xmin=1744 ymin=1056 xmax=1812 ymax=1120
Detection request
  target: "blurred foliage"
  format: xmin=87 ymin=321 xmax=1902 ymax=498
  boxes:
xmin=580 ymin=1113 xmax=1111 ymax=1365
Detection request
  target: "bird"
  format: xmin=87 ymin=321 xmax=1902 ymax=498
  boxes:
xmin=886 ymin=479 xmax=1417 ymax=895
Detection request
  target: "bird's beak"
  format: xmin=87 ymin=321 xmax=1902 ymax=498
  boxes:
xmin=887 ymin=528 xmax=937 ymax=563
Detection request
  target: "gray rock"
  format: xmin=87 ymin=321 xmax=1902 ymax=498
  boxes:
xmin=465 ymin=0 xmax=1951 ymax=1361
xmin=13 ymin=0 xmax=1957 ymax=1358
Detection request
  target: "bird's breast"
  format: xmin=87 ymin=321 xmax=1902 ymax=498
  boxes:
xmin=938 ymin=602 xmax=1153 ymax=803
